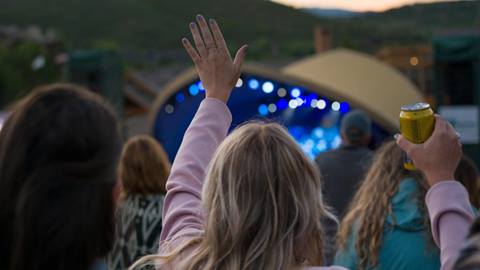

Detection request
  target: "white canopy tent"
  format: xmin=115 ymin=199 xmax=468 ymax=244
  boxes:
xmin=282 ymin=49 xmax=424 ymax=131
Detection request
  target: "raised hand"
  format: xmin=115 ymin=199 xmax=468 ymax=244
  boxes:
xmin=396 ymin=115 xmax=462 ymax=186
xmin=182 ymin=15 xmax=248 ymax=103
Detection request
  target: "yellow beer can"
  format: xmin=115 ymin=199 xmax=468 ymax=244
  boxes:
xmin=399 ymin=103 xmax=435 ymax=170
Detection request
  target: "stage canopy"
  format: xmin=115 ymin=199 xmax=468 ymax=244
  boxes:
xmin=151 ymin=49 xmax=423 ymax=160
xmin=283 ymin=49 xmax=424 ymax=130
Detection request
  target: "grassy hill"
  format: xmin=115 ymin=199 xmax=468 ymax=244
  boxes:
xmin=0 ymin=0 xmax=325 ymax=60
xmin=321 ymin=0 xmax=480 ymax=53
xmin=0 ymin=0 xmax=478 ymax=60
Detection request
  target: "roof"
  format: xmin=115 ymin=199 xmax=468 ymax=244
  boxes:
xmin=151 ymin=49 xmax=424 ymax=133
xmin=282 ymin=49 xmax=424 ymax=130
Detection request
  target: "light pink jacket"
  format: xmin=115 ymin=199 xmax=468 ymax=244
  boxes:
xmin=160 ymin=98 xmax=474 ymax=270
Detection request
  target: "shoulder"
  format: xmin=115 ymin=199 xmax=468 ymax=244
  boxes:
xmin=315 ymin=149 xmax=340 ymax=162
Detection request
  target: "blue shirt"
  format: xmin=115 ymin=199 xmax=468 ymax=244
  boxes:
xmin=334 ymin=178 xmax=441 ymax=270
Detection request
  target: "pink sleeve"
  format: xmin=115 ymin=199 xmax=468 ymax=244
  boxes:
xmin=426 ymin=181 xmax=475 ymax=270
xmin=159 ymin=98 xmax=232 ymax=242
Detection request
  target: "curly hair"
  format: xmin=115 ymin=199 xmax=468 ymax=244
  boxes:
xmin=337 ymin=140 xmax=429 ymax=270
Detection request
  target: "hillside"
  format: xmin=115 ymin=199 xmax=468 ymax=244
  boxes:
xmin=0 ymin=0 xmax=478 ymax=61
xmin=309 ymin=1 xmax=480 ymax=52
xmin=0 ymin=0 xmax=325 ymax=60
xmin=302 ymin=8 xmax=361 ymax=18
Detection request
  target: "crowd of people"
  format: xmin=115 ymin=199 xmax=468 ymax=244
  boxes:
xmin=0 ymin=14 xmax=480 ymax=270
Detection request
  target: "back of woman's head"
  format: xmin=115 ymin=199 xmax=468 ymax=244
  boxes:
xmin=189 ymin=122 xmax=331 ymax=269
xmin=455 ymin=155 xmax=480 ymax=209
xmin=0 ymin=83 xmax=121 ymax=270
xmin=338 ymin=140 xmax=427 ymax=270
xmin=119 ymin=135 xmax=170 ymax=195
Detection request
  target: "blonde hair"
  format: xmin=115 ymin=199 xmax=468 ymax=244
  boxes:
xmin=337 ymin=140 xmax=429 ymax=270
xmin=119 ymin=135 xmax=170 ymax=195
xmin=130 ymin=122 xmax=335 ymax=270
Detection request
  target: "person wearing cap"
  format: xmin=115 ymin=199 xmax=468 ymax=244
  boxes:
xmin=315 ymin=110 xmax=374 ymax=264
xmin=316 ymin=110 xmax=373 ymax=218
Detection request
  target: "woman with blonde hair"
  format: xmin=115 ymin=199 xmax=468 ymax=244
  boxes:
xmin=130 ymin=15 xmax=472 ymax=270
xmin=108 ymin=135 xmax=170 ymax=269
xmin=335 ymin=141 xmax=439 ymax=270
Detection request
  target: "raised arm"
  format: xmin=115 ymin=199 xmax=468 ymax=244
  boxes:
xmin=160 ymin=15 xmax=247 ymax=242
xmin=397 ymin=116 xmax=474 ymax=270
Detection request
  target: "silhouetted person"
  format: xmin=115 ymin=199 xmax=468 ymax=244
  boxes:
xmin=316 ymin=110 xmax=373 ymax=217
xmin=0 ymin=84 xmax=121 ymax=270
xmin=315 ymin=110 xmax=373 ymax=264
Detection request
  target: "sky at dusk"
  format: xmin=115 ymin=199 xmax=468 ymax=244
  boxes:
xmin=271 ymin=0 xmax=460 ymax=11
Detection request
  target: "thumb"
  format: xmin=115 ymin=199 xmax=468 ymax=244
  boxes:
xmin=396 ymin=134 xmax=415 ymax=155
xmin=233 ymin=44 xmax=248 ymax=73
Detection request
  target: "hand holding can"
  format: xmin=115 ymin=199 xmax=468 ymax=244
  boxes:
xmin=397 ymin=115 xmax=462 ymax=186
xmin=399 ymin=103 xmax=435 ymax=170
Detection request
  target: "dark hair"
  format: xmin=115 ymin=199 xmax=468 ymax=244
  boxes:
xmin=0 ymin=84 xmax=121 ymax=270
xmin=455 ymin=155 xmax=480 ymax=209
xmin=119 ymin=135 xmax=170 ymax=195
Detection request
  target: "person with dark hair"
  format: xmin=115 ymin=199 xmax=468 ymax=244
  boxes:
xmin=108 ymin=135 xmax=171 ymax=269
xmin=315 ymin=109 xmax=373 ymax=218
xmin=455 ymin=155 xmax=480 ymax=209
xmin=315 ymin=110 xmax=373 ymax=263
xmin=454 ymin=215 xmax=480 ymax=270
xmin=0 ymin=83 xmax=121 ymax=270
xmin=452 ymin=157 xmax=480 ymax=270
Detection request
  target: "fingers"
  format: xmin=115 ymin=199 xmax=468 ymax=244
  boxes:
xmin=209 ymin=18 xmax=230 ymax=56
xmin=433 ymin=115 xmax=448 ymax=135
xmin=396 ymin=134 xmax=416 ymax=156
xmin=182 ymin=38 xmax=200 ymax=65
xmin=190 ymin=22 xmax=207 ymax=58
xmin=233 ymin=45 xmax=248 ymax=74
xmin=196 ymin=15 xmax=216 ymax=50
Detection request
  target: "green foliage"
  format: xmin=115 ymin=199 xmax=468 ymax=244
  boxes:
xmin=92 ymin=39 xmax=122 ymax=52
xmin=0 ymin=0 xmax=477 ymax=59
xmin=0 ymin=43 xmax=61 ymax=108
xmin=0 ymin=0 xmax=321 ymax=60
xmin=0 ymin=0 xmax=477 ymax=107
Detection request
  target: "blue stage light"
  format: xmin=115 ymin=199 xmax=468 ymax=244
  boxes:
xmin=189 ymin=84 xmax=199 ymax=96
xmin=331 ymin=101 xmax=341 ymax=111
xmin=277 ymin=99 xmax=288 ymax=110
xmin=317 ymin=99 xmax=327 ymax=110
xmin=248 ymin=79 xmax=259 ymax=90
xmin=313 ymin=127 xmax=324 ymax=138
xmin=290 ymin=88 xmax=301 ymax=98
xmin=268 ymin=103 xmax=277 ymax=113
xmin=258 ymin=104 xmax=269 ymax=116
xmin=295 ymin=97 xmax=304 ymax=106
xmin=176 ymin=93 xmax=185 ymax=103
xmin=165 ymin=104 xmax=174 ymax=114
xmin=262 ymin=81 xmax=275 ymax=93
xmin=340 ymin=101 xmax=350 ymax=113
xmin=306 ymin=94 xmax=318 ymax=104
xmin=277 ymin=88 xmax=287 ymax=97
xmin=236 ymin=78 xmax=243 ymax=88
xmin=288 ymin=99 xmax=298 ymax=109
xmin=197 ymin=81 xmax=205 ymax=91
xmin=316 ymin=140 xmax=327 ymax=152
